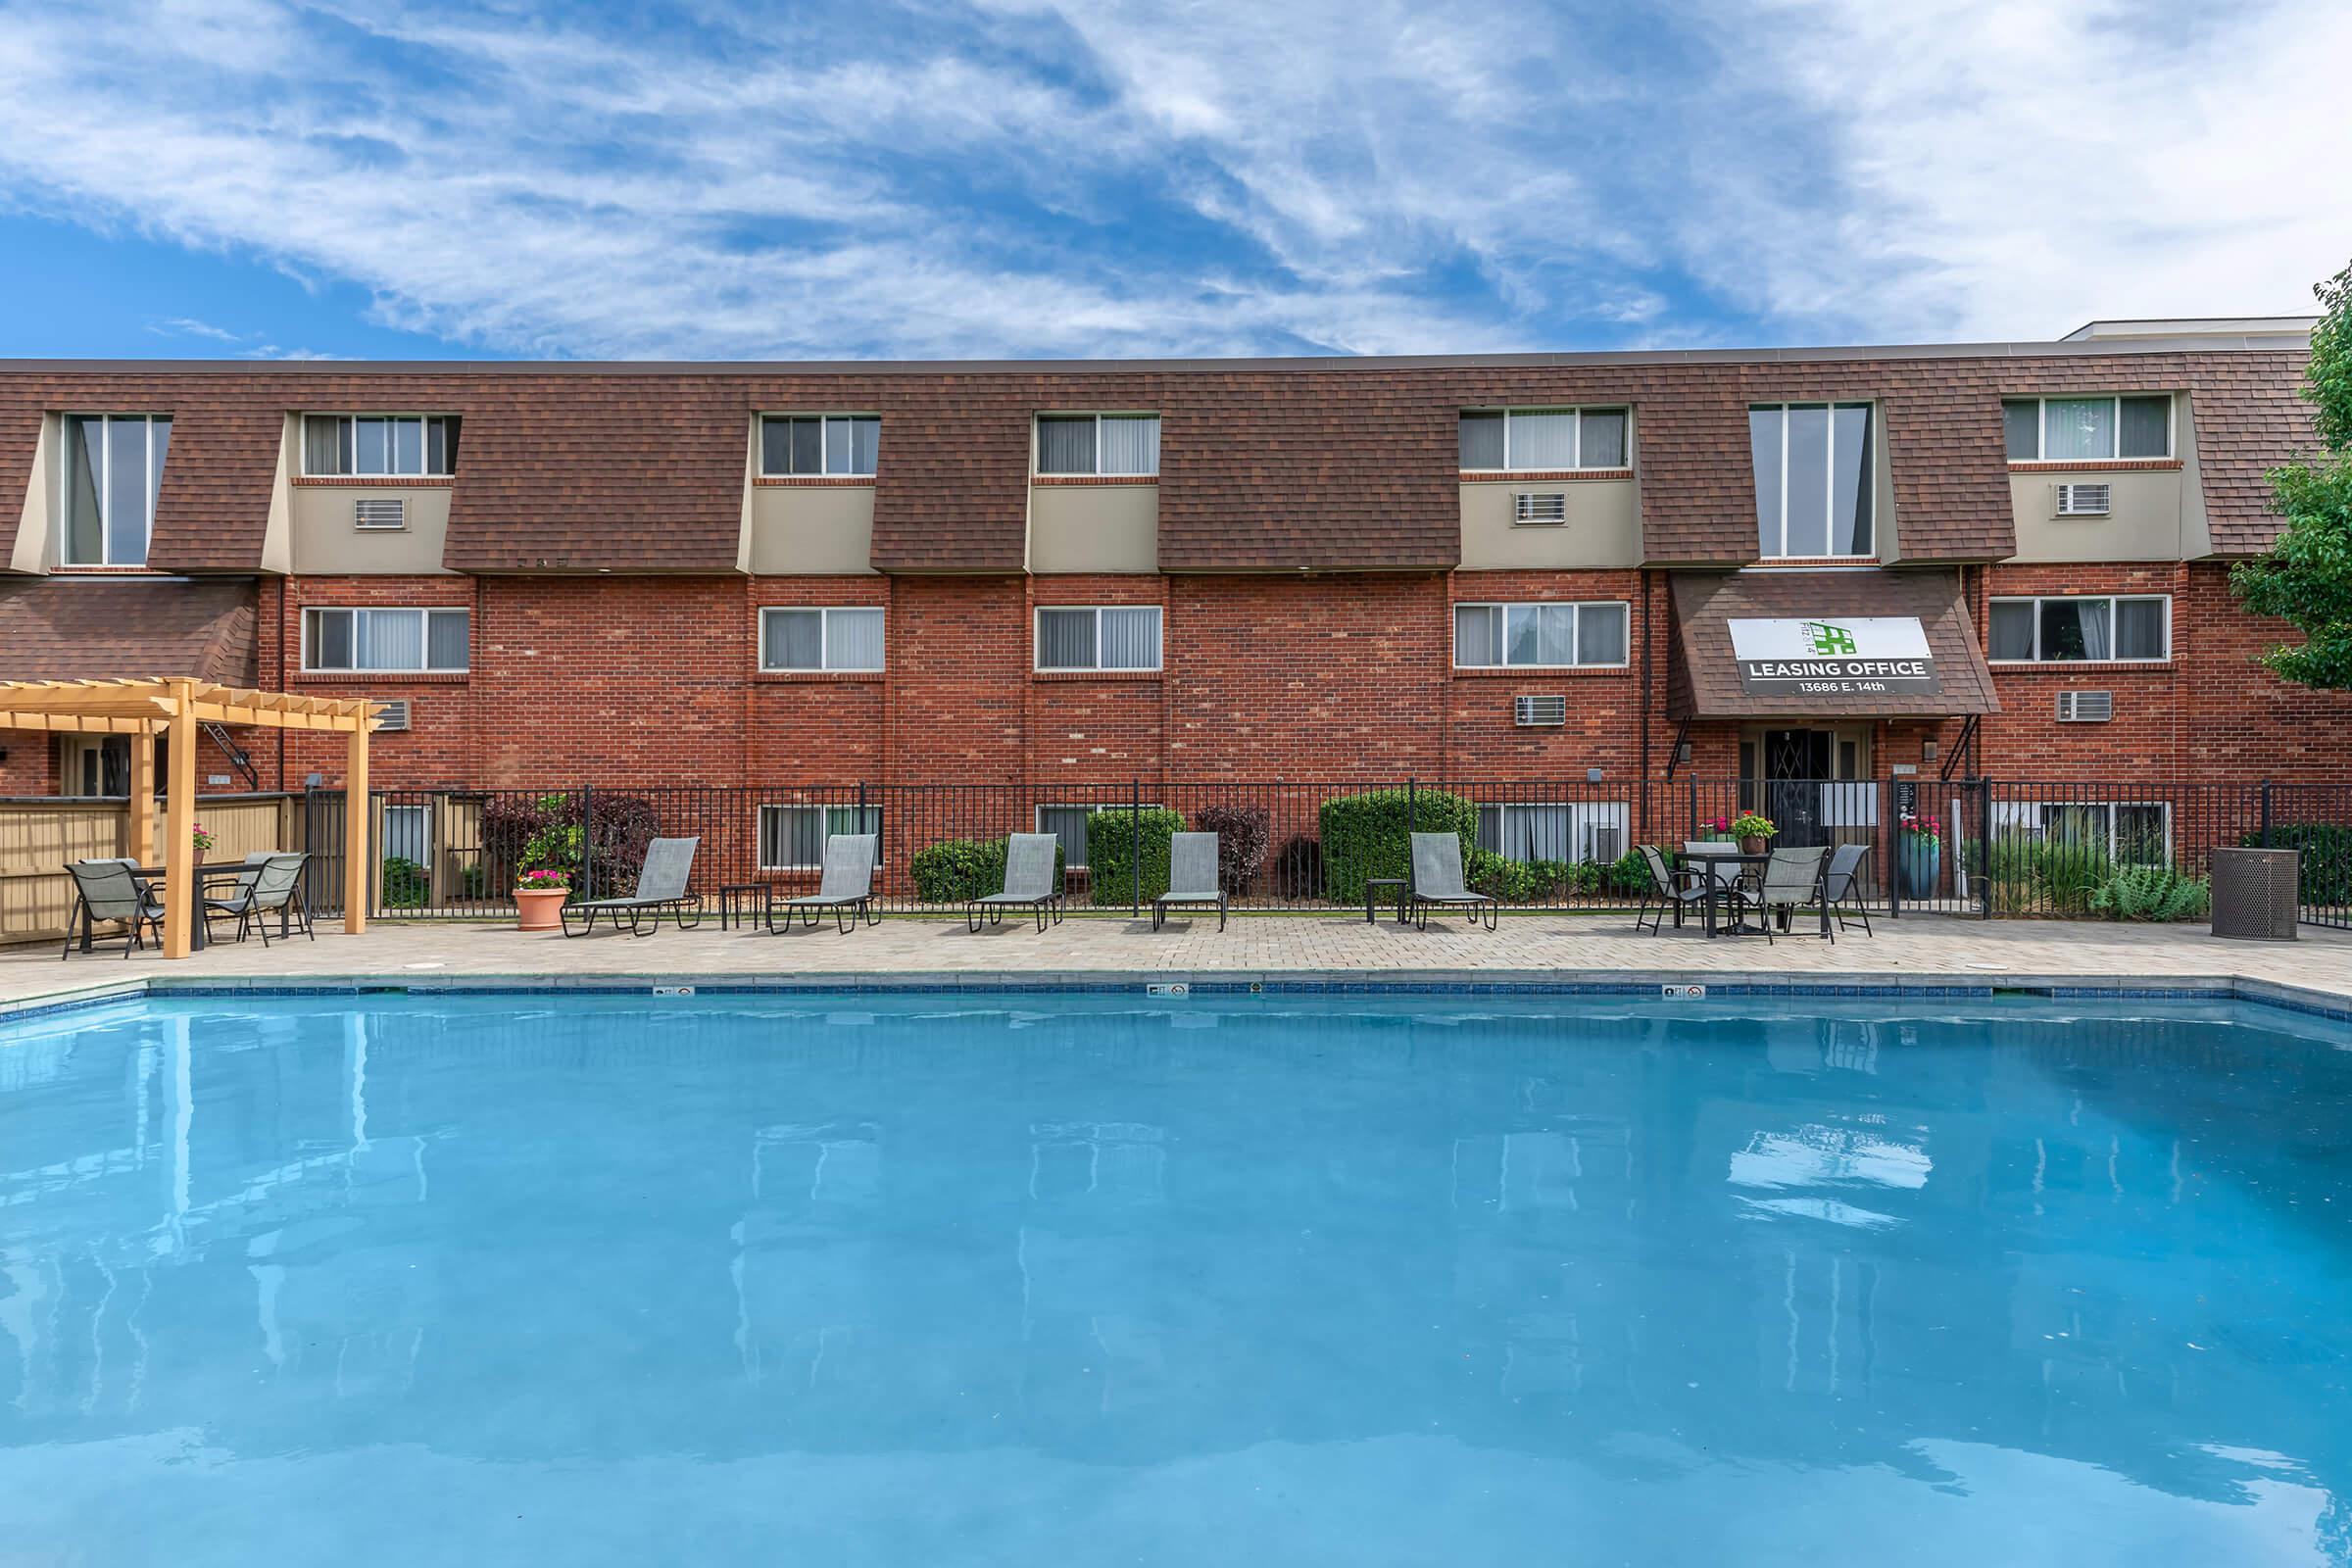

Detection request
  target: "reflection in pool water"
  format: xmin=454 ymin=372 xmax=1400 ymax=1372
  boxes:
xmin=1 ymin=993 xmax=2348 ymax=1565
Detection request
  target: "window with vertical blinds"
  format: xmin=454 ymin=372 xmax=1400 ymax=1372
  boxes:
xmin=760 ymin=608 xmax=885 ymax=671
xmin=1457 ymin=408 xmax=1629 ymax=471
xmin=760 ymin=416 xmax=881 ymax=476
xmin=1036 ymin=415 xmax=1160 ymax=476
xmin=302 ymin=416 xmax=460 ymax=476
xmin=1035 ymin=606 xmax=1161 ymax=670
xmin=303 ymin=608 xmax=470 ymax=672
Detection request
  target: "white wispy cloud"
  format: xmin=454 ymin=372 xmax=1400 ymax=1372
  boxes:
xmin=0 ymin=0 xmax=2341 ymax=359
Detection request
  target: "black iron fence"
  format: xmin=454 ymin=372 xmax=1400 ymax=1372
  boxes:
xmin=293 ymin=777 xmax=2352 ymax=927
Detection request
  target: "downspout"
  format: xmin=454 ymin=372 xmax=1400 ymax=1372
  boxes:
xmin=1638 ymin=568 xmax=1651 ymax=843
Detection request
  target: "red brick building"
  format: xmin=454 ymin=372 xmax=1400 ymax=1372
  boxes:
xmin=2 ymin=318 xmax=2341 ymax=879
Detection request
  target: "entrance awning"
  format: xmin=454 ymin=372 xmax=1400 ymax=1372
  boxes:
xmin=1667 ymin=569 xmax=1999 ymax=719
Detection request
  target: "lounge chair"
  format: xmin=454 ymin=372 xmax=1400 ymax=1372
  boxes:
xmin=62 ymin=858 xmax=166 ymax=959
xmin=767 ymin=834 xmax=880 ymax=934
xmin=1406 ymin=832 xmax=1497 ymax=931
xmin=205 ymin=852 xmax=314 ymax=946
xmin=561 ymin=836 xmax=704 ymax=937
xmin=1153 ymin=832 xmax=1227 ymax=931
xmin=1634 ymin=845 xmax=1709 ymax=933
xmin=1733 ymin=845 xmax=1830 ymax=942
xmin=1821 ymin=842 xmax=1874 ymax=940
xmin=967 ymin=832 xmax=1065 ymax=933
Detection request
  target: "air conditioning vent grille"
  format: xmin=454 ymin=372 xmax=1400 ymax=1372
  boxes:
xmin=372 ymin=699 xmax=413 ymax=732
xmin=2053 ymin=482 xmax=2111 ymax=516
xmin=2055 ymin=690 xmax=2112 ymax=723
xmin=1513 ymin=491 xmax=1567 ymax=525
xmin=1513 ymin=694 xmax=1567 ymax=726
xmin=355 ymin=498 xmax=407 ymax=530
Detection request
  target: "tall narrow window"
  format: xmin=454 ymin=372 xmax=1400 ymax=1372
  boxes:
xmin=1036 ymin=415 xmax=1160 ymax=476
xmin=1749 ymin=403 xmax=1873 ymax=558
xmin=758 ymin=416 xmax=880 ymax=476
xmin=61 ymin=415 xmax=172 ymax=566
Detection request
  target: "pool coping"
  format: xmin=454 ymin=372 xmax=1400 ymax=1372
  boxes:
xmin=5 ymin=967 xmax=2351 ymax=1027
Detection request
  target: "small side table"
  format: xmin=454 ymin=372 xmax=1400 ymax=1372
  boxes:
xmin=716 ymin=882 xmax=765 ymax=931
xmin=1364 ymin=877 xmax=1408 ymax=926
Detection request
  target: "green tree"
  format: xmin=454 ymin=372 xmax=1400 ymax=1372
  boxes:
xmin=2231 ymin=260 xmax=2352 ymax=688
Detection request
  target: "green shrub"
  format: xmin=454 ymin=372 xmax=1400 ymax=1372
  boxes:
xmin=1984 ymin=831 xmax=2117 ymax=916
xmin=380 ymin=855 xmax=428 ymax=908
xmin=1600 ymin=850 xmax=1650 ymax=896
xmin=1193 ymin=803 xmax=1273 ymax=894
xmin=2243 ymin=822 xmax=2352 ymax=905
xmin=1469 ymin=849 xmax=1551 ymax=903
xmin=909 ymin=836 xmax=1066 ymax=904
xmin=1317 ymin=787 xmax=1478 ymax=906
xmin=2089 ymin=865 xmax=2212 ymax=921
xmin=1084 ymin=807 xmax=1188 ymax=906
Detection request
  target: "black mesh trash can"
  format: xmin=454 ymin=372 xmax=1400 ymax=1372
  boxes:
xmin=2211 ymin=848 xmax=2298 ymax=941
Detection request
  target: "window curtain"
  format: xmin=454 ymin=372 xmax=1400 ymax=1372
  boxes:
xmin=305 ymin=416 xmax=345 ymax=475
xmin=827 ymin=609 xmax=885 ymax=669
xmin=1988 ymin=601 xmax=2035 ymax=659
xmin=2114 ymin=598 xmax=2164 ymax=659
xmin=762 ymin=807 xmax=824 ymax=868
xmin=2042 ymin=399 xmax=2112 ymax=462
xmin=1100 ymin=416 xmax=1159 ymax=475
xmin=1579 ymin=410 xmax=1627 ymax=467
xmin=1038 ymin=806 xmax=1090 ymax=867
xmin=357 ymin=609 xmax=424 ymax=670
xmin=1458 ymin=413 xmax=1504 ymax=469
xmin=767 ymin=610 xmax=823 ymax=669
xmin=848 ymin=417 xmax=880 ymax=474
xmin=2119 ymin=396 xmax=2170 ymax=459
xmin=1037 ymin=609 xmax=1097 ymax=667
xmin=1101 ymin=607 xmax=1160 ymax=668
xmin=1508 ymin=411 xmax=1577 ymax=469
xmin=789 ymin=417 xmax=822 ymax=475
xmin=309 ymin=609 xmax=355 ymax=669
xmin=1454 ymin=605 xmax=1500 ymax=665
xmin=1577 ymin=603 xmax=1628 ymax=664
xmin=1037 ymin=417 xmax=1097 ymax=475
xmin=2002 ymin=401 xmax=2040 ymax=461
xmin=426 ymin=611 xmax=470 ymax=671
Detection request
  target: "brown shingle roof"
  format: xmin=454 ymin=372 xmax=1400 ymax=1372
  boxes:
xmin=0 ymin=576 xmax=256 ymax=685
xmin=1666 ymin=568 xmax=1998 ymax=719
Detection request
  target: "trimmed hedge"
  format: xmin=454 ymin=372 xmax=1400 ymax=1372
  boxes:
xmin=910 ymin=835 xmax=1066 ymax=904
xmin=1084 ymin=807 xmax=1188 ymax=906
xmin=1318 ymin=787 xmax=1478 ymax=906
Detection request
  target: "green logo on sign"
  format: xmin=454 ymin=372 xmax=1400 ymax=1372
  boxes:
xmin=1801 ymin=620 xmax=1857 ymax=656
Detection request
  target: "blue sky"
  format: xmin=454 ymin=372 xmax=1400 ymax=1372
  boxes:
xmin=0 ymin=0 xmax=2345 ymax=362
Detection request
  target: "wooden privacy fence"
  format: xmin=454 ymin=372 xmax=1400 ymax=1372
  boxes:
xmin=0 ymin=794 xmax=307 ymax=945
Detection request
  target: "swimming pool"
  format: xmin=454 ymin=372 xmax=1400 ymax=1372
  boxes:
xmin=2 ymin=990 xmax=2348 ymax=1565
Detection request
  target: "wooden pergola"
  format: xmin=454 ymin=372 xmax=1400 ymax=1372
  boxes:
xmin=0 ymin=678 xmax=379 ymax=957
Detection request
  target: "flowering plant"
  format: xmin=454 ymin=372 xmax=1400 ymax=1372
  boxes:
xmin=515 ymin=867 xmax=571 ymax=891
xmin=1700 ymin=814 xmax=1736 ymax=837
xmin=1898 ymin=812 xmax=1941 ymax=843
xmin=1730 ymin=812 xmax=1777 ymax=840
xmin=191 ymin=823 xmax=217 ymax=853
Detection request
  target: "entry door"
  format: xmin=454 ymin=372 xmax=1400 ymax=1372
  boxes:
xmin=1763 ymin=729 xmax=1834 ymax=846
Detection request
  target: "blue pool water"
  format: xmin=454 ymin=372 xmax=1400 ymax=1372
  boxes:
xmin=3 ymin=992 xmax=2350 ymax=1565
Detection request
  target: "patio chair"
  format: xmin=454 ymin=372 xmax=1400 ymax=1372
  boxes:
xmin=561 ymin=836 xmax=705 ymax=937
xmin=204 ymin=852 xmax=314 ymax=947
xmin=1821 ymin=842 xmax=1874 ymax=940
xmin=1634 ymin=845 xmax=1709 ymax=933
xmin=967 ymin=832 xmax=1065 ymax=933
xmin=1733 ymin=845 xmax=1830 ymax=943
xmin=1153 ymin=832 xmax=1227 ymax=931
xmin=1407 ymin=832 xmax=1498 ymax=931
xmin=767 ymin=834 xmax=880 ymax=934
xmin=62 ymin=858 xmax=166 ymax=959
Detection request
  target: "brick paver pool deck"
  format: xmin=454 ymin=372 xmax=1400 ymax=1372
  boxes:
xmin=7 ymin=911 xmax=2351 ymax=1015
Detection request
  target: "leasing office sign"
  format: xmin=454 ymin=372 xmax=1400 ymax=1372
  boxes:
xmin=1728 ymin=617 xmax=1940 ymax=697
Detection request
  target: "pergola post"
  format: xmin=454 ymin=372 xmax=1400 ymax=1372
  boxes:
xmin=128 ymin=726 xmax=155 ymax=863
xmin=162 ymin=681 xmax=198 ymax=959
xmin=344 ymin=711 xmax=369 ymax=936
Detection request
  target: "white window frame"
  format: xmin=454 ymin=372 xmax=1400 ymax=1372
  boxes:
xmin=1990 ymin=800 xmax=2173 ymax=867
xmin=301 ymin=415 xmax=458 ymax=477
xmin=759 ymin=607 xmax=886 ymax=672
xmin=1033 ymin=605 xmax=1163 ymax=672
xmin=1458 ymin=407 xmax=1631 ymax=473
xmin=301 ymin=607 xmax=471 ymax=674
xmin=1452 ymin=601 xmax=1631 ymax=669
xmin=1750 ymin=402 xmax=1875 ymax=559
xmin=1476 ymin=801 xmax=1631 ymax=864
xmin=60 ymin=414 xmax=171 ymax=566
xmin=758 ymin=414 xmax=881 ymax=477
xmin=2003 ymin=395 xmax=2174 ymax=463
xmin=757 ymin=804 xmax=883 ymax=871
xmin=1032 ymin=413 xmax=1161 ymax=477
xmin=1986 ymin=595 xmax=2171 ymax=664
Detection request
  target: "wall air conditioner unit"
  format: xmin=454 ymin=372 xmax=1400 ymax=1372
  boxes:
xmin=372 ymin=699 xmax=413 ymax=732
xmin=1513 ymin=491 xmax=1568 ymax=525
xmin=2054 ymin=690 xmax=2112 ymax=723
xmin=1514 ymin=695 xmax=1567 ymax=727
xmin=2053 ymin=483 xmax=2111 ymax=517
xmin=355 ymin=497 xmax=407 ymax=530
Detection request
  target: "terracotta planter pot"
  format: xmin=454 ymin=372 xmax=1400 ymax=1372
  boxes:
xmin=1739 ymin=835 xmax=1769 ymax=856
xmin=514 ymin=887 xmax=569 ymax=932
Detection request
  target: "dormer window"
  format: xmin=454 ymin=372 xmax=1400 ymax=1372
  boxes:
xmin=1749 ymin=403 xmax=1873 ymax=558
xmin=2002 ymin=396 xmax=2172 ymax=462
xmin=62 ymin=415 xmax=171 ymax=566
xmin=1036 ymin=415 xmax=1159 ymax=477
xmin=304 ymin=416 xmax=460 ymax=476
xmin=1458 ymin=408 xmax=1628 ymax=471
xmin=760 ymin=415 xmax=879 ymax=476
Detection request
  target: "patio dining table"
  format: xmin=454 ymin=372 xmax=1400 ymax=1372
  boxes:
xmin=1678 ymin=849 xmax=1832 ymax=940
xmin=132 ymin=860 xmax=301 ymax=953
